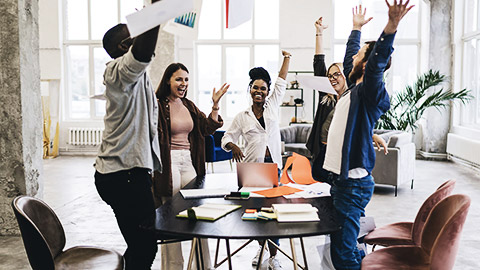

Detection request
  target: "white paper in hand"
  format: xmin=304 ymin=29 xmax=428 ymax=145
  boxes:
xmin=296 ymin=75 xmax=337 ymax=95
xmin=126 ymin=0 xmax=194 ymax=37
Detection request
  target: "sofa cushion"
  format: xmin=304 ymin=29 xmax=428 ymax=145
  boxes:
xmin=388 ymin=132 xmax=412 ymax=147
xmin=294 ymin=125 xmax=313 ymax=143
xmin=373 ymin=129 xmax=412 ymax=147
xmin=280 ymin=124 xmax=312 ymax=144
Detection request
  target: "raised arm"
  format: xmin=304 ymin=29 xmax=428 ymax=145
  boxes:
xmin=362 ymin=0 xmax=414 ymax=103
xmin=343 ymin=5 xmax=373 ymax=87
xmin=315 ymin=17 xmax=328 ymax=55
xmin=210 ymin=83 xmax=230 ymax=121
xmin=278 ymin=50 xmax=291 ymax=80
xmin=131 ymin=0 xmax=161 ymax=62
xmin=313 ymin=17 xmax=327 ymax=77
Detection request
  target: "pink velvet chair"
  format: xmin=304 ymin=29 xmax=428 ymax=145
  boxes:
xmin=364 ymin=179 xmax=456 ymax=250
xmin=361 ymin=194 xmax=471 ymax=270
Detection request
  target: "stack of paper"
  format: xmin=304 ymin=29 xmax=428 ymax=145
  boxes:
xmin=272 ymin=203 xmax=320 ymax=222
xmin=179 ymin=188 xmax=229 ymax=199
xmin=177 ymin=203 xmax=241 ymax=221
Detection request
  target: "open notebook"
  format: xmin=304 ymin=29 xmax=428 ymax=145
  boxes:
xmin=176 ymin=203 xmax=241 ymax=221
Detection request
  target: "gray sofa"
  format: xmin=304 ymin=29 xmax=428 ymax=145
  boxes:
xmin=279 ymin=124 xmax=313 ymax=159
xmin=372 ymin=129 xmax=416 ymax=196
xmin=279 ymin=126 xmax=415 ymax=196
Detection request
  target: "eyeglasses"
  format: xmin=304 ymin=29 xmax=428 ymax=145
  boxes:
xmin=327 ymin=72 xmax=342 ymax=80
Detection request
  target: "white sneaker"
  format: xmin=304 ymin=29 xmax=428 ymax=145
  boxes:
xmin=252 ymin=245 xmax=266 ymax=266
xmin=268 ymin=256 xmax=282 ymax=270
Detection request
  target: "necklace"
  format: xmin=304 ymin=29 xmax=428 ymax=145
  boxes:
xmin=252 ymin=105 xmax=264 ymax=119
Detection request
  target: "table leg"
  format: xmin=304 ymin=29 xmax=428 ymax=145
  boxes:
xmin=197 ymin=238 xmax=205 ymax=270
xmin=214 ymin=239 xmax=254 ymax=268
xmin=225 ymin=239 xmax=233 ymax=270
xmin=187 ymin=238 xmax=197 ymax=270
xmin=300 ymin=237 xmax=308 ymax=270
xmin=214 ymin=239 xmax=221 ymax=266
xmin=290 ymin=238 xmax=299 ymax=270
xmin=255 ymin=240 xmax=267 ymax=270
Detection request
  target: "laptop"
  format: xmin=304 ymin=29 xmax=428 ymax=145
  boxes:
xmin=236 ymin=163 xmax=279 ymax=188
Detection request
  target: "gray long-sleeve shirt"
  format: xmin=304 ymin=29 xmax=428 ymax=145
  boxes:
xmin=95 ymin=48 xmax=161 ymax=174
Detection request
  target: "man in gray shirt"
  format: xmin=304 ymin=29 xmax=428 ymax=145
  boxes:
xmin=94 ymin=9 xmax=162 ymax=269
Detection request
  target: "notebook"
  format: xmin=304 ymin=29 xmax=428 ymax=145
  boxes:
xmin=272 ymin=203 xmax=320 ymax=222
xmin=176 ymin=203 xmax=241 ymax=221
xmin=237 ymin=162 xmax=278 ymax=188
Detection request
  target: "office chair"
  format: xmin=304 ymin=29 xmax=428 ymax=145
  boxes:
xmin=12 ymin=195 xmax=124 ymax=270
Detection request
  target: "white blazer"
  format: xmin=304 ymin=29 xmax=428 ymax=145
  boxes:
xmin=222 ymin=77 xmax=287 ymax=169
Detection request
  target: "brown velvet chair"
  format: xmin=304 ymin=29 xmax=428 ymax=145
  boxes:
xmin=361 ymin=194 xmax=471 ymax=270
xmin=12 ymin=195 xmax=124 ymax=270
xmin=364 ymin=179 xmax=456 ymax=250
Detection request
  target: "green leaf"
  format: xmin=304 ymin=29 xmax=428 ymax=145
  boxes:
xmin=378 ymin=69 xmax=473 ymax=132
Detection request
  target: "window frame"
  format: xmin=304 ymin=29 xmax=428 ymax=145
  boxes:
xmin=193 ymin=0 xmax=280 ymax=120
xmin=451 ymin=0 xmax=480 ymax=138
xmin=62 ymin=0 xmax=138 ymax=121
xmin=331 ymin=0 xmax=424 ymax=96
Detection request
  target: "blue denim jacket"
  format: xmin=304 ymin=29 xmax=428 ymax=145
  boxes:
xmin=337 ymin=30 xmax=394 ymax=179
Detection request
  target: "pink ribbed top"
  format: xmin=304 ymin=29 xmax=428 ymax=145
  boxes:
xmin=169 ymin=99 xmax=194 ymax=150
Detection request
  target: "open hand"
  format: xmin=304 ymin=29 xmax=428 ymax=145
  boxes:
xmin=229 ymin=144 xmax=245 ymax=162
xmin=314 ymin=17 xmax=328 ymax=34
xmin=385 ymin=0 xmax=415 ymax=31
xmin=212 ymin=83 xmax=230 ymax=105
xmin=352 ymin=5 xmax=373 ymax=30
xmin=372 ymin=134 xmax=389 ymax=155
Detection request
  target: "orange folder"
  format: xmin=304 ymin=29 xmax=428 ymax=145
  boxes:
xmin=252 ymin=186 xmax=303 ymax=198
xmin=280 ymin=153 xmax=317 ymax=185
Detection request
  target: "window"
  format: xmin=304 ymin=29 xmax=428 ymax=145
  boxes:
xmin=63 ymin=0 xmax=143 ymax=119
xmin=459 ymin=0 xmax=480 ymax=128
xmin=195 ymin=0 xmax=280 ymax=119
xmin=332 ymin=0 xmax=421 ymax=95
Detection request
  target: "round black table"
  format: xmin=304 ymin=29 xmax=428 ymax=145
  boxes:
xmin=149 ymin=173 xmax=340 ymax=269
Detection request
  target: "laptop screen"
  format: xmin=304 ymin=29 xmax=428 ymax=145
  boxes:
xmin=236 ymin=163 xmax=278 ymax=188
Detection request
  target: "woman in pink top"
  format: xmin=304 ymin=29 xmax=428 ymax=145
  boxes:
xmin=153 ymin=63 xmax=229 ymax=269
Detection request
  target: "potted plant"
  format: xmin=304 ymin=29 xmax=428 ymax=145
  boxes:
xmin=376 ymin=69 xmax=472 ymax=132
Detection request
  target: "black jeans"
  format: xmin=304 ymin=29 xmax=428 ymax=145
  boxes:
xmin=95 ymin=168 xmax=158 ymax=270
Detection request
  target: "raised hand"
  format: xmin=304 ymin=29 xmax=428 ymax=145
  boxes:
xmin=212 ymin=83 xmax=230 ymax=105
xmin=314 ymin=17 xmax=328 ymax=35
xmin=384 ymin=0 xmax=415 ymax=34
xmin=352 ymin=5 xmax=373 ymax=31
xmin=282 ymin=50 xmax=291 ymax=58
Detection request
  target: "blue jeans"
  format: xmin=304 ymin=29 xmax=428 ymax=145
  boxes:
xmin=329 ymin=174 xmax=375 ymax=270
xmin=262 ymin=156 xmax=280 ymax=254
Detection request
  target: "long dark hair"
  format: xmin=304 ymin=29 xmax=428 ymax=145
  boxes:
xmin=248 ymin=67 xmax=271 ymax=92
xmin=156 ymin=63 xmax=189 ymax=99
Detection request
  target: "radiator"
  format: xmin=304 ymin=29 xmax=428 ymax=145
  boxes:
xmin=68 ymin=128 xmax=104 ymax=146
xmin=446 ymin=133 xmax=480 ymax=166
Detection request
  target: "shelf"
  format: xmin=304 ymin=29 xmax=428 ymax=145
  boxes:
xmin=280 ymin=104 xmax=303 ymax=107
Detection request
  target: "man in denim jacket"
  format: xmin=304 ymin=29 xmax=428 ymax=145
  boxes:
xmin=321 ymin=1 xmax=414 ymax=269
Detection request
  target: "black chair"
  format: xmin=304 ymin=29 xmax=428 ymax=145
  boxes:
xmin=205 ymin=130 xmax=233 ymax=173
xmin=12 ymin=195 xmax=124 ymax=270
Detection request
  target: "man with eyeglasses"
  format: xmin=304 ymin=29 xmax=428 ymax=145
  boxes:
xmin=93 ymin=1 xmax=162 ymax=269
xmin=320 ymin=1 xmax=414 ymax=269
